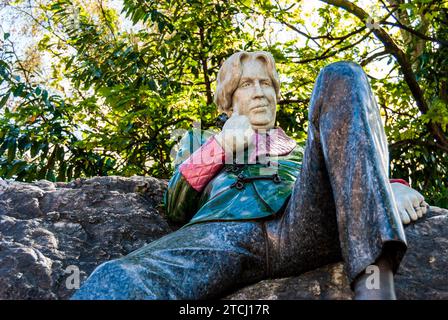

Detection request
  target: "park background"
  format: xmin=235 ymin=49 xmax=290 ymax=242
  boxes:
xmin=0 ymin=0 xmax=447 ymax=208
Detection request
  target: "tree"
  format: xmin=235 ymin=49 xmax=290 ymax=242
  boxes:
xmin=0 ymin=0 xmax=447 ymax=206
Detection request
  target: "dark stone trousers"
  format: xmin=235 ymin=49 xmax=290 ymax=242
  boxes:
xmin=71 ymin=61 xmax=407 ymax=300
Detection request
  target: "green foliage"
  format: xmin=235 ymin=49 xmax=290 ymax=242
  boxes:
xmin=0 ymin=56 xmax=116 ymax=181
xmin=387 ymin=4 xmax=448 ymax=206
xmin=0 ymin=0 xmax=447 ymax=206
xmin=37 ymin=0 xmax=256 ymax=177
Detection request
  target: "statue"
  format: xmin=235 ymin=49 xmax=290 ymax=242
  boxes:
xmin=72 ymin=51 xmax=428 ymax=300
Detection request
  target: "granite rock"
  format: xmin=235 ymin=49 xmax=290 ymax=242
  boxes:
xmin=0 ymin=176 xmax=171 ymax=299
xmin=0 ymin=176 xmax=447 ymax=299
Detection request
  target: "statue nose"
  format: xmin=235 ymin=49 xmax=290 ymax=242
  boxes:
xmin=253 ymin=82 xmax=265 ymax=97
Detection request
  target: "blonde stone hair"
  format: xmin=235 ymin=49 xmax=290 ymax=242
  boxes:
xmin=214 ymin=51 xmax=281 ymax=113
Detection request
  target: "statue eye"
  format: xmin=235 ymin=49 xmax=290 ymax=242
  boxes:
xmin=240 ymin=81 xmax=251 ymax=88
xmin=261 ymin=80 xmax=272 ymax=86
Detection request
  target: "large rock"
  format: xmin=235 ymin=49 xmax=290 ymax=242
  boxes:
xmin=0 ymin=176 xmax=447 ymax=299
xmin=0 ymin=176 xmax=171 ymax=299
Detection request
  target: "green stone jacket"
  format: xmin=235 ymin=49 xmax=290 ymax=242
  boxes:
xmin=164 ymin=128 xmax=303 ymax=226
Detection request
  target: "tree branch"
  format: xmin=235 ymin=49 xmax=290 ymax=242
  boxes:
xmin=97 ymin=0 xmax=117 ymax=42
xmin=319 ymin=0 xmax=448 ymax=147
xmin=278 ymin=98 xmax=310 ymax=105
xmin=292 ymin=28 xmax=370 ymax=64
xmin=360 ymin=50 xmax=389 ymax=66
xmin=198 ymin=26 xmax=213 ymax=105
xmin=382 ymin=22 xmax=448 ymax=46
xmin=389 ymin=138 xmax=448 ymax=154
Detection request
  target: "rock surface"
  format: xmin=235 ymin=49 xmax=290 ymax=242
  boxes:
xmin=0 ymin=176 xmax=447 ymax=300
xmin=0 ymin=176 xmax=170 ymax=299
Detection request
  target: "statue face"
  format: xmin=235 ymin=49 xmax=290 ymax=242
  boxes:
xmin=231 ymin=58 xmax=277 ymax=130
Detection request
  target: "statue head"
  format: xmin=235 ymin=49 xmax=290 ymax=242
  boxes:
xmin=214 ymin=51 xmax=280 ymax=130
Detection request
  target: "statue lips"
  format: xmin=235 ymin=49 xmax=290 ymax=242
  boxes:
xmin=250 ymin=105 xmax=269 ymax=113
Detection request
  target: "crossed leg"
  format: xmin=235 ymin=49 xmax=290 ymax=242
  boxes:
xmin=266 ymin=61 xmax=407 ymax=298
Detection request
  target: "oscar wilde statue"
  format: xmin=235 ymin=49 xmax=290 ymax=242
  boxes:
xmin=72 ymin=51 xmax=428 ymax=300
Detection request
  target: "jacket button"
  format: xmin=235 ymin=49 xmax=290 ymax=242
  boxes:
xmin=273 ymin=174 xmax=281 ymax=183
xmin=235 ymin=181 xmax=244 ymax=190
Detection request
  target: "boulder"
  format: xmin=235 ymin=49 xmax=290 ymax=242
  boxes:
xmin=0 ymin=176 xmax=446 ymax=299
xmin=0 ymin=176 xmax=171 ymax=299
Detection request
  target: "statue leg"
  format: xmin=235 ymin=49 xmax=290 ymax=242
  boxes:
xmin=71 ymin=221 xmax=267 ymax=299
xmin=266 ymin=61 xmax=407 ymax=298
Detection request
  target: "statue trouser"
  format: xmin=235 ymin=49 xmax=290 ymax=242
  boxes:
xmin=71 ymin=62 xmax=407 ymax=300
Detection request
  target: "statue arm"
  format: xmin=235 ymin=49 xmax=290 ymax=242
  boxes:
xmin=164 ymin=170 xmax=201 ymax=224
xmin=164 ymin=130 xmax=226 ymax=224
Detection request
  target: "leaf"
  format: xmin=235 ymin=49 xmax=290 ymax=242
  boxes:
xmin=7 ymin=138 xmax=16 ymax=163
xmin=56 ymin=146 xmax=65 ymax=162
xmin=13 ymin=84 xmax=25 ymax=97
xmin=0 ymin=93 xmax=9 ymax=108
xmin=42 ymin=90 xmax=49 ymax=102
xmin=46 ymin=170 xmax=56 ymax=182
xmin=40 ymin=143 xmax=49 ymax=159
xmin=7 ymin=160 xmax=27 ymax=178
xmin=18 ymin=135 xmax=31 ymax=152
xmin=31 ymin=142 xmax=40 ymax=158
xmin=66 ymin=56 xmax=75 ymax=69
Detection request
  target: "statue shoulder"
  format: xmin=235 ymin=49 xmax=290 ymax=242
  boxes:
xmin=279 ymin=142 xmax=304 ymax=165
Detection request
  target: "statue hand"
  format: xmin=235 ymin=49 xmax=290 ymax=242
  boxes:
xmin=390 ymin=182 xmax=429 ymax=225
xmin=215 ymin=111 xmax=254 ymax=154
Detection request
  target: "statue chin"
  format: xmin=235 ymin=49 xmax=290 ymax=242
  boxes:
xmin=249 ymin=116 xmax=275 ymax=130
xmin=248 ymin=108 xmax=275 ymax=127
xmin=250 ymin=122 xmax=274 ymax=130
